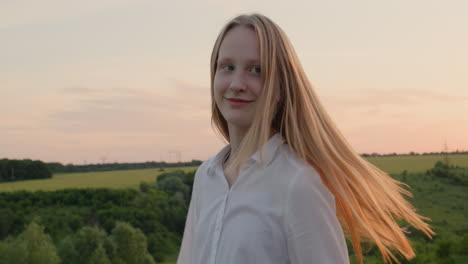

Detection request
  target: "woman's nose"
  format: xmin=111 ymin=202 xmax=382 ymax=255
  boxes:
xmin=229 ymin=72 xmax=247 ymax=92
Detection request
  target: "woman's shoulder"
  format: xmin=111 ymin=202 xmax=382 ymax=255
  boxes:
xmin=262 ymin=143 xmax=325 ymax=198
xmin=277 ymin=144 xmax=335 ymax=204
xmin=193 ymin=145 xmax=228 ymax=180
xmin=276 ymin=143 xmax=321 ymax=182
xmin=194 ymin=157 xmax=215 ymax=178
xmin=191 ymin=156 xmax=216 ymax=194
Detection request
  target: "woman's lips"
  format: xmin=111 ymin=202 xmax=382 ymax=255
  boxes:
xmin=226 ymin=98 xmax=252 ymax=107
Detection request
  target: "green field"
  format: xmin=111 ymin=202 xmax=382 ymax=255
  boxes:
xmin=1 ymin=155 xmax=467 ymax=192
xmin=0 ymin=166 xmax=198 ymax=192
xmin=365 ymin=154 xmax=468 ymax=174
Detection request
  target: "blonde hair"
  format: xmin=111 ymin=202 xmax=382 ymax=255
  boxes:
xmin=210 ymin=13 xmax=435 ymax=264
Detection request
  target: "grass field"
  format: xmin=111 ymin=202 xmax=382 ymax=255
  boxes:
xmin=0 ymin=154 xmax=467 ymax=192
xmin=365 ymin=154 xmax=468 ymax=174
xmin=0 ymin=166 xmax=198 ymax=192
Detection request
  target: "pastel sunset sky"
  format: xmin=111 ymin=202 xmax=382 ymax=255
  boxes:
xmin=1 ymin=0 xmax=467 ymax=164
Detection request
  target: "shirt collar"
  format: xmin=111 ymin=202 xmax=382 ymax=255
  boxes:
xmin=207 ymin=132 xmax=284 ymax=175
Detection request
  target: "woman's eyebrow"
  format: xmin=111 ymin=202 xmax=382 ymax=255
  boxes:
xmin=217 ymin=57 xmax=260 ymax=65
xmin=217 ymin=57 xmax=232 ymax=64
xmin=245 ymin=58 xmax=260 ymax=65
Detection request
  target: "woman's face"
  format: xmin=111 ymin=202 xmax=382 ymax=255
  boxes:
xmin=213 ymin=26 xmax=262 ymax=129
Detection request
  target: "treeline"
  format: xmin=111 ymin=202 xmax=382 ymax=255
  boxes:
xmin=0 ymin=170 xmax=196 ymax=263
xmin=0 ymin=159 xmax=52 ymax=182
xmin=46 ymin=160 xmax=203 ymax=174
xmin=361 ymin=150 xmax=468 ymax=157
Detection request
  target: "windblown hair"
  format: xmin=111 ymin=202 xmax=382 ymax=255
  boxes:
xmin=210 ymin=13 xmax=435 ymax=264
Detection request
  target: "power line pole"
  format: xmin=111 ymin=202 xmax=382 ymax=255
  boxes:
xmin=168 ymin=150 xmax=181 ymax=163
xmin=443 ymin=139 xmax=450 ymax=165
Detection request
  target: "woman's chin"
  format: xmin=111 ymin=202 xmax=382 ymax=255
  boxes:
xmin=225 ymin=118 xmax=253 ymax=129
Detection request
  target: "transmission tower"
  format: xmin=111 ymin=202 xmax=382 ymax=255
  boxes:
xmin=443 ymin=139 xmax=450 ymax=165
xmin=168 ymin=150 xmax=181 ymax=163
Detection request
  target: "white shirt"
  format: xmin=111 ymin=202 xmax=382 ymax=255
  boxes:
xmin=177 ymin=133 xmax=350 ymax=264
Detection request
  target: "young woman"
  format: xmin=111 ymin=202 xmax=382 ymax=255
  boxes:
xmin=177 ymin=13 xmax=435 ymax=264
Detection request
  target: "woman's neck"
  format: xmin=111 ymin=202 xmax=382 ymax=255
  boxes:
xmin=227 ymin=125 xmax=249 ymax=158
xmin=226 ymin=125 xmax=277 ymax=162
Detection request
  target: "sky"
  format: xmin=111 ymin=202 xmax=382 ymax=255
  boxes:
xmin=1 ymin=0 xmax=467 ymax=164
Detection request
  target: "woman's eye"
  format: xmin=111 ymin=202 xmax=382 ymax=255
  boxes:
xmin=222 ymin=65 xmax=234 ymax=71
xmin=251 ymin=66 xmax=261 ymax=74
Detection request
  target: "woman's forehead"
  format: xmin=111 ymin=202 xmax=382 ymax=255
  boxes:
xmin=217 ymin=26 xmax=260 ymax=63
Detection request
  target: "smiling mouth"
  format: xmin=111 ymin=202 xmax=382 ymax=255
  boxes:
xmin=226 ymin=98 xmax=253 ymax=107
xmin=226 ymin=98 xmax=254 ymax=103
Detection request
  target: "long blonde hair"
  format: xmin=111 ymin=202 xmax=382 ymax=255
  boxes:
xmin=210 ymin=13 xmax=435 ymax=264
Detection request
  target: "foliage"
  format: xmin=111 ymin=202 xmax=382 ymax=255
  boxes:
xmin=0 ymin=159 xmax=52 ymax=182
xmin=155 ymin=170 xmax=195 ymax=204
xmin=89 ymin=244 xmax=112 ymax=264
xmin=426 ymin=161 xmax=468 ymax=186
xmin=459 ymin=234 xmax=468 ymax=255
xmin=110 ymin=222 xmax=155 ymax=264
xmin=350 ymin=160 xmax=468 ymax=263
xmin=1 ymin=159 xmax=466 ymax=263
xmin=0 ymin=170 xmax=196 ymax=262
xmin=0 ymin=220 xmax=60 ymax=264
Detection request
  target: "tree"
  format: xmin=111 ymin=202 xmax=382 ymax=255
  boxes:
xmin=110 ymin=222 xmax=155 ymax=264
xmin=10 ymin=221 xmax=60 ymax=264
xmin=76 ymin=226 xmax=108 ymax=262
xmin=436 ymin=239 xmax=455 ymax=264
xmin=156 ymin=176 xmax=189 ymax=200
xmin=58 ymin=225 xmax=108 ymax=264
xmin=0 ymin=238 xmax=29 ymax=264
xmin=57 ymin=236 xmax=78 ymax=264
xmin=0 ymin=208 xmax=16 ymax=239
xmin=459 ymin=233 xmax=468 ymax=255
xmin=147 ymin=232 xmax=171 ymax=262
xmin=89 ymin=244 xmax=111 ymax=264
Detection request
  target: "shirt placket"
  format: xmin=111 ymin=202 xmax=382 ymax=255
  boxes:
xmin=208 ymin=189 xmax=231 ymax=264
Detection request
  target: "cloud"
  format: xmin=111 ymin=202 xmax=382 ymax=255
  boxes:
xmin=322 ymin=88 xmax=468 ymax=110
xmin=59 ymin=86 xmax=99 ymax=94
xmin=44 ymin=83 xmax=211 ymax=134
xmin=166 ymin=77 xmax=211 ymax=101
xmin=0 ymin=0 xmax=136 ymax=29
xmin=0 ymin=126 xmax=37 ymax=132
